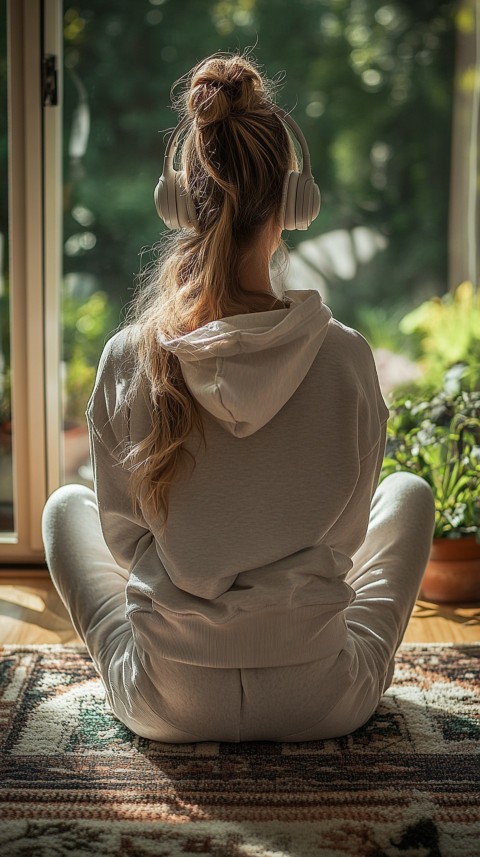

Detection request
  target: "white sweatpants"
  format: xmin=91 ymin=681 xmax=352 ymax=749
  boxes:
xmin=42 ymin=472 xmax=435 ymax=742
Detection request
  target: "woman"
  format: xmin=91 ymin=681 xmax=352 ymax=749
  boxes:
xmin=42 ymin=54 xmax=435 ymax=743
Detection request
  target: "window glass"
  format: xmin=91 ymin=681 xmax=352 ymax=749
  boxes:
xmin=61 ymin=0 xmax=455 ymax=484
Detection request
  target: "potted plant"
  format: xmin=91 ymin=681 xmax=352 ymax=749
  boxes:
xmin=382 ymin=380 xmax=480 ymax=602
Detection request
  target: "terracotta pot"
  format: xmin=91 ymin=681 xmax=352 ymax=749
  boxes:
xmin=420 ymin=536 xmax=480 ymax=603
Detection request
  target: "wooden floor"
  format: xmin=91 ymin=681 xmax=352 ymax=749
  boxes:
xmin=0 ymin=573 xmax=479 ymax=645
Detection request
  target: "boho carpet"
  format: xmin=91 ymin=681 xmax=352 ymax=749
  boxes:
xmin=0 ymin=643 xmax=479 ymax=857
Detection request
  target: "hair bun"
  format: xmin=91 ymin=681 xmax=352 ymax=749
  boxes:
xmin=187 ymin=56 xmax=264 ymax=127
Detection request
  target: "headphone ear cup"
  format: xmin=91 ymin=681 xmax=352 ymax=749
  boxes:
xmin=281 ymin=171 xmax=321 ymax=230
xmin=175 ymin=176 xmax=198 ymax=229
xmin=295 ymin=175 xmax=321 ymax=230
xmin=154 ymin=175 xmax=172 ymax=227
xmin=281 ymin=171 xmax=300 ymax=231
xmin=154 ymin=171 xmax=198 ymax=230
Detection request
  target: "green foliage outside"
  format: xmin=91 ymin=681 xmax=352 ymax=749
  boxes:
xmin=0 ymin=0 xmax=457 ymax=428
xmin=398 ymin=281 xmax=480 ymax=387
xmin=56 ymin=0 xmax=455 ymax=421
xmin=62 ymin=288 xmax=117 ymax=422
xmin=60 ymin=0 xmax=455 ymax=328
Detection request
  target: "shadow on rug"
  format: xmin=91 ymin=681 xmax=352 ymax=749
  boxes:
xmin=0 ymin=643 xmax=479 ymax=857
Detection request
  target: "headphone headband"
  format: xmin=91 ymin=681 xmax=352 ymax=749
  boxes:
xmin=274 ymin=109 xmax=313 ymax=173
xmin=154 ymin=107 xmax=321 ymax=231
xmin=162 ymin=116 xmax=190 ymax=178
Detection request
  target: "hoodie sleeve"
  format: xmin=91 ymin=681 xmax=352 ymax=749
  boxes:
xmin=325 ymin=405 xmax=387 ymax=559
xmin=332 ymin=333 xmax=389 ymax=556
xmin=86 ymin=332 xmax=152 ymax=571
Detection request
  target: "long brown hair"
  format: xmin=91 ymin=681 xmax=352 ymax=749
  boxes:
xmin=123 ymin=53 xmax=296 ymax=525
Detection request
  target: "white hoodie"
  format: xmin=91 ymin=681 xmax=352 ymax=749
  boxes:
xmin=87 ymin=290 xmax=389 ymax=671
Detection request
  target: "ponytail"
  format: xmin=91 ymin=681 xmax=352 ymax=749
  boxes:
xmin=123 ymin=54 xmax=296 ymax=526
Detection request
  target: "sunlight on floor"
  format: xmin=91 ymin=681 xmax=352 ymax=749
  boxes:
xmin=0 ymin=578 xmax=479 ymax=645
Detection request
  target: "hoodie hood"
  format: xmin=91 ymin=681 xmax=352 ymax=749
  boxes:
xmin=158 ymin=290 xmax=332 ymax=437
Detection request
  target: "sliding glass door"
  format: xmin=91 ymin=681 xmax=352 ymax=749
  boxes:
xmin=1 ymin=0 xmax=47 ymax=562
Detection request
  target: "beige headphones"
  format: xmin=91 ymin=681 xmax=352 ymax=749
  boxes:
xmin=154 ymin=108 xmax=321 ymax=231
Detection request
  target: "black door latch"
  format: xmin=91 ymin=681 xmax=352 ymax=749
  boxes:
xmin=43 ymin=55 xmax=58 ymax=107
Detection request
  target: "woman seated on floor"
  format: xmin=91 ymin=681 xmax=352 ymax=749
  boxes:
xmin=42 ymin=53 xmax=435 ymax=743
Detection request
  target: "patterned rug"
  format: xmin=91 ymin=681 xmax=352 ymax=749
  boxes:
xmin=0 ymin=644 xmax=479 ymax=857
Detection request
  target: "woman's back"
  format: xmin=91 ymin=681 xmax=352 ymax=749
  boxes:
xmin=42 ymin=52 xmax=434 ymax=744
xmin=87 ymin=288 xmax=388 ymax=670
